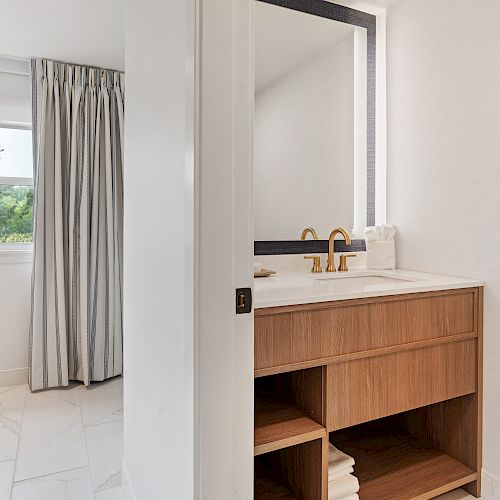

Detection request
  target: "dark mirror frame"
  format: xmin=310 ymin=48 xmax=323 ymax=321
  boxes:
xmin=254 ymin=0 xmax=375 ymax=255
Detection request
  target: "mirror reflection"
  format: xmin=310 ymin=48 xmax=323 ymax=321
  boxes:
xmin=254 ymin=1 xmax=367 ymax=241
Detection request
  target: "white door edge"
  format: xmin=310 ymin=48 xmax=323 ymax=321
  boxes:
xmin=196 ymin=0 xmax=254 ymax=499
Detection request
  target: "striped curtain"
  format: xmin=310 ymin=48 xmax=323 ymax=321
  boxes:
xmin=30 ymin=59 xmax=124 ymax=391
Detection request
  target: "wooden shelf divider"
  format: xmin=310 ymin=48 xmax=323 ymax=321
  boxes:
xmin=254 ymin=391 xmax=326 ymax=456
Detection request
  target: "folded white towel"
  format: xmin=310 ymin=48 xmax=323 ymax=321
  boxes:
xmin=328 ymin=465 xmax=354 ymax=482
xmin=329 ymin=444 xmax=355 ymax=470
xmin=334 ymin=495 xmax=359 ymax=500
xmin=364 ymin=224 xmax=396 ymax=270
xmin=328 ymin=473 xmax=360 ymax=500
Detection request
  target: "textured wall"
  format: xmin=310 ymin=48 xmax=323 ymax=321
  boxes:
xmin=387 ymin=0 xmax=500 ymax=493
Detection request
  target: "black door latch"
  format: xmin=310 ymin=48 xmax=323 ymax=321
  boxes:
xmin=236 ymin=288 xmax=252 ymax=314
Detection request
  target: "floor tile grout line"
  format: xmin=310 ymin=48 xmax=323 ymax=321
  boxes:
xmin=22 ymin=409 xmax=81 ymax=423
xmin=83 ymin=417 xmax=124 ymax=429
xmin=77 ymin=384 xmax=99 ymax=499
xmin=10 ymin=384 xmax=28 ymax=499
xmin=12 ymin=464 xmax=90 ymax=487
xmin=22 ymin=383 xmax=82 ymax=423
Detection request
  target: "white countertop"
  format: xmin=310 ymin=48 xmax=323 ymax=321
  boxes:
xmin=254 ymin=269 xmax=484 ymax=309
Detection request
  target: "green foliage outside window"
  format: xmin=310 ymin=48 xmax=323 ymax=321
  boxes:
xmin=0 ymin=185 xmax=33 ymax=243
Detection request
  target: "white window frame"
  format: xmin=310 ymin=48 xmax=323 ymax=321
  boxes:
xmin=0 ymin=121 xmax=34 ymax=259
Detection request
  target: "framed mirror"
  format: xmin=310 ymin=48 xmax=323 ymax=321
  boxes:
xmin=253 ymin=0 xmax=375 ymax=255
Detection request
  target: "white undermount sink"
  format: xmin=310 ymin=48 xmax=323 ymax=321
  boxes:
xmin=312 ymin=272 xmax=419 ymax=293
xmin=314 ymin=273 xmax=414 ymax=283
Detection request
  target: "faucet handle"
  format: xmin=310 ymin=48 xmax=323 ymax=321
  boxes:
xmin=338 ymin=254 xmax=357 ymax=272
xmin=304 ymin=255 xmax=322 ymax=273
xmin=301 ymin=227 xmax=319 ymax=240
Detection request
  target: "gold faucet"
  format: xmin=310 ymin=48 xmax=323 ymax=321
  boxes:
xmin=326 ymin=227 xmax=351 ymax=272
xmin=300 ymin=227 xmax=318 ymax=240
xmin=301 ymin=228 xmax=322 ymax=272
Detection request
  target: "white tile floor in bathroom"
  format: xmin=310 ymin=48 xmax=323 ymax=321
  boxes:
xmin=0 ymin=377 xmax=124 ymax=500
xmin=0 ymin=376 xmax=481 ymax=500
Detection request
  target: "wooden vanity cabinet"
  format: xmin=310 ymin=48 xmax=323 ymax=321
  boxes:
xmin=254 ymin=288 xmax=483 ymax=500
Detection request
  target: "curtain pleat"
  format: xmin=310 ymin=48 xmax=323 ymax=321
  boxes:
xmin=30 ymin=59 xmax=124 ymax=391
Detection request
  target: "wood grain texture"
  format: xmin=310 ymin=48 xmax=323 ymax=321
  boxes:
xmin=255 ymin=332 xmax=477 ymax=378
xmin=326 ymin=340 xmax=477 ymax=430
xmin=255 ymin=458 xmax=296 ymax=499
xmin=404 ymin=291 xmax=482 ymax=497
xmin=255 ymin=289 xmax=476 ymax=375
xmin=268 ymin=367 xmax=324 ymax=425
xmin=268 ymin=439 xmax=324 ymax=500
xmin=255 ymin=391 xmax=326 ymax=456
xmin=405 ymin=395 xmax=480 ymax=493
xmin=402 ymin=288 xmax=483 ymax=498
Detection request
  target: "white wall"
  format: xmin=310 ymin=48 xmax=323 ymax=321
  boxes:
xmin=0 ymin=254 xmax=32 ymax=385
xmin=254 ymin=35 xmax=355 ymax=240
xmin=386 ymin=0 xmax=500 ymax=495
xmin=0 ymin=66 xmax=31 ymax=124
xmin=123 ymin=0 xmax=194 ymax=498
xmin=0 ymin=0 xmax=124 ymax=70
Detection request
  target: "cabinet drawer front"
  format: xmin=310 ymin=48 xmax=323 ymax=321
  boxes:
xmin=255 ymin=290 xmax=476 ymax=374
xmin=326 ymin=340 xmax=477 ymax=431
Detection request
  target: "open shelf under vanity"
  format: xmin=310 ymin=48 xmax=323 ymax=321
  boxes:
xmin=255 ymin=385 xmax=479 ymax=499
xmin=255 ymin=390 xmax=326 ymax=456
xmin=254 ymin=371 xmax=327 ymax=500
xmin=330 ymin=412 xmax=478 ymax=500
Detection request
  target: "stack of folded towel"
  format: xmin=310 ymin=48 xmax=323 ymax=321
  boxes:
xmin=328 ymin=444 xmax=360 ymax=500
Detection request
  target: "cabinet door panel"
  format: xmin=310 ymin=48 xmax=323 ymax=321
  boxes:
xmin=326 ymin=340 xmax=477 ymax=431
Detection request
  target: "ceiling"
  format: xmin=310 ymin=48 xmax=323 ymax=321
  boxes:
xmin=255 ymin=1 xmax=355 ymax=92
xmin=1 ymin=0 xmax=124 ymax=71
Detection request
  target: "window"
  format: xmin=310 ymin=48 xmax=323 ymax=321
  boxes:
xmin=0 ymin=125 xmax=33 ymax=244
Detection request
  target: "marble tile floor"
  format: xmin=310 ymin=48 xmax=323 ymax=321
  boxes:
xmin=0 ymin=377 xmax=124 ymax=500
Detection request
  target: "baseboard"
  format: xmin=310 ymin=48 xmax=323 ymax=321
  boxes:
xmin=0 ymin=367 xmax=28 ymax=386
xmin=122 ymin=459 xmax=137 ymax=500
xmin=481 ymin=469 xmax=500 ymax=499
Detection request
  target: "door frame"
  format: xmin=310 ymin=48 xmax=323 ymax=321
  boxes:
xmin=195 ymin=0 xmax=255 ymax=498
